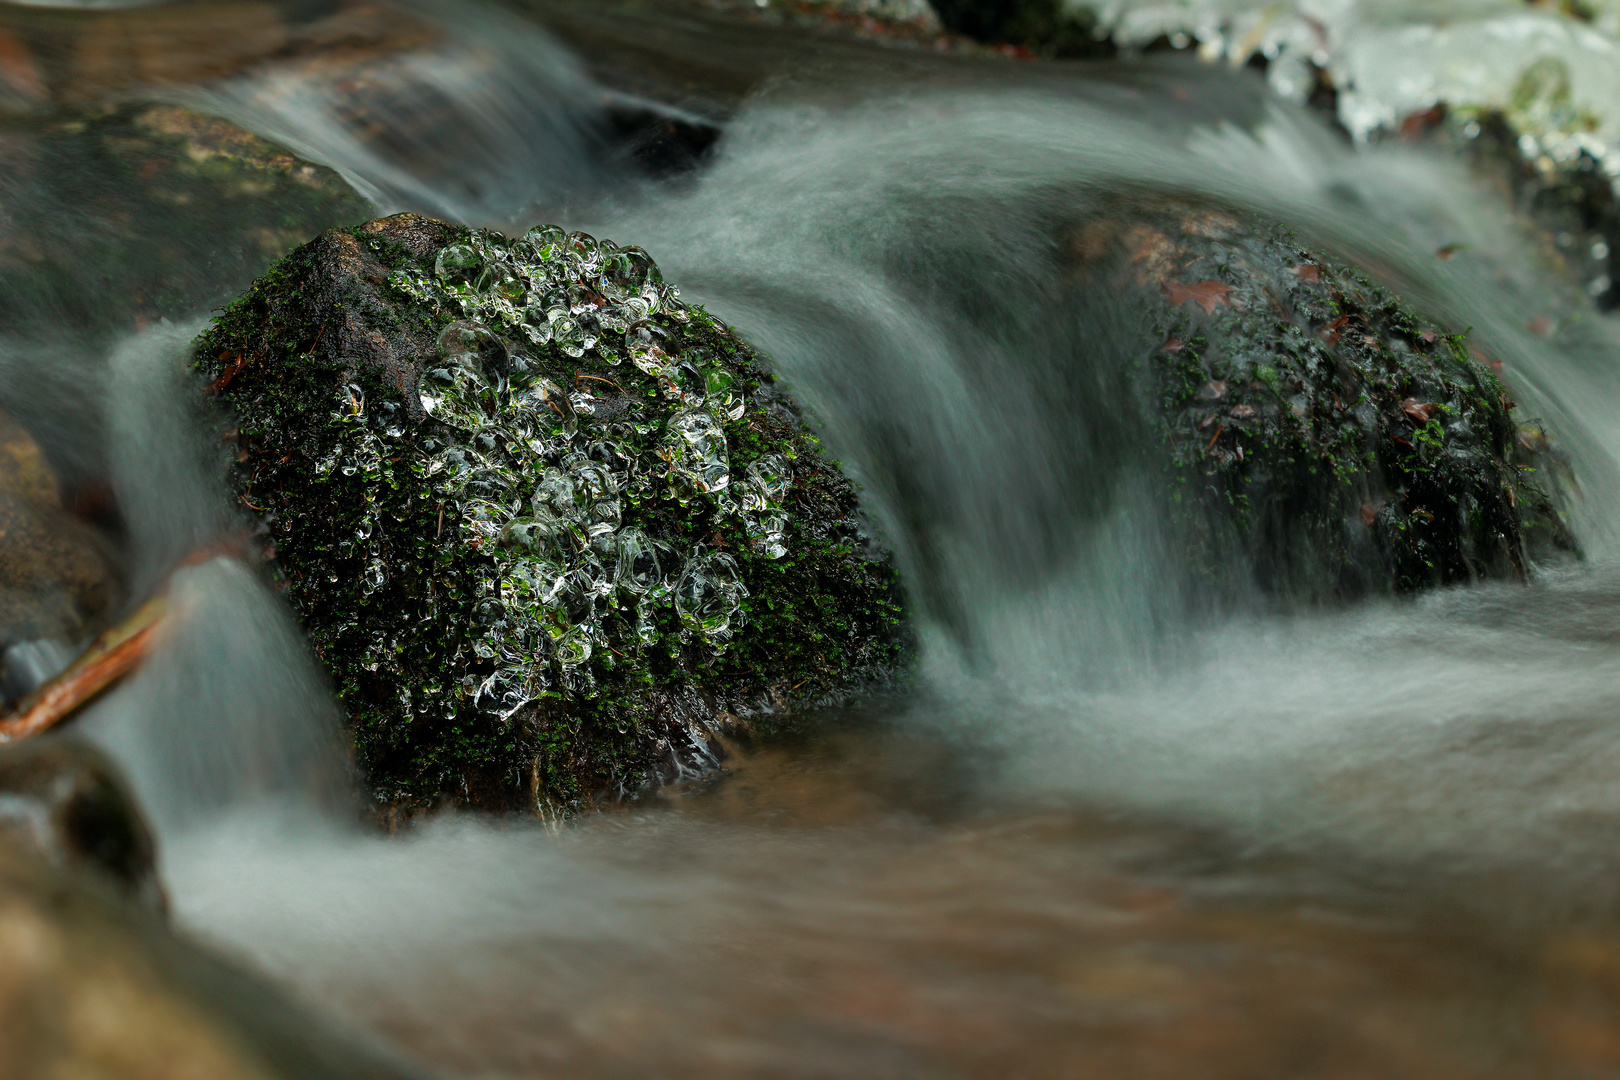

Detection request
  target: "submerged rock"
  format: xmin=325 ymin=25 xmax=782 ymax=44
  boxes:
xmin=0 ymin=738 xmax=163 ymax=912
xmin=0 ymin=829 xmax=426 ymax=1079
xmin=1073 ymin=201 xmax=1576 ymax=602
xmin=0 ymin=734 xmax=421 ymax=1076
xmin=0 ymin=102 xmax=367 ymax=339
xmin=194 ymin=214 xmax=907 ymax=815
xmin=0 ymin=410 xmax=119 ymax=670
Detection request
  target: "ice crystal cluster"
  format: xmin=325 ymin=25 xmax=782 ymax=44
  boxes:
xmin=316 ymin=225 xmax=794 ymax=722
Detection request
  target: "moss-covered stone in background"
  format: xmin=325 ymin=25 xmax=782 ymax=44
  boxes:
xmin=0 ymin=103 xmax=368 ymax=341
xmin=194 ymin=213 xmax=909 ymax=816
xmin=1072 ymin=202 xmax=1577 ymax=604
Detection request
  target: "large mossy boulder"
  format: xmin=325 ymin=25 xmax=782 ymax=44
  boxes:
xmin=1080 ymin=201 xmax=1578 ymax=602
xmin=193 ymin=213 xmax=907 ymax=815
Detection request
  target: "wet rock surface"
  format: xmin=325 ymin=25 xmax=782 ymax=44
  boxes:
xmin=0 ymin=738 xmax=164 ymax=912
xmin=194 ymin=213 xmax=909 ymax=815
xmin=0 ymin=101 xmax=368 ymax=340
xmin=0 ymin=730 xmax=427 ymax=1078
xmin=1075 ymin=201 xmax=1577 ymax=602
xmin=0 ymin=410 xmax=119 ymax=666
xmin=0 ymin=829 xmax=428 ymax=1079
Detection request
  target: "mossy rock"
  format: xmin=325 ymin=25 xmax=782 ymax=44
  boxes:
xmin=0 ymin=103 xmax=368 ymax=340
xmin=192 ymin=213 xmax=908 ymax=815
xmin=1072 ymin=201 xmax=1578 ymax=603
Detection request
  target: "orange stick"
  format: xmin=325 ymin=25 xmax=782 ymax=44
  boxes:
xmin=0 ymin=596 xmax=169 ymax=745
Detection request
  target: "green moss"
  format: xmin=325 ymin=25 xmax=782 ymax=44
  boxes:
xmin=1120 ymin=204 xmax=1578 ymax=603
xmin=193 ymin=215 xmax=909 ymax=815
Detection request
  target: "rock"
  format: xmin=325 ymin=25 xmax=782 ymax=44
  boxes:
xmin=0 ymin=410 xmax=119 ymax=670
xmin=1072 ymin=201 xmax=1576 ymax=602
xmin=0 ymin=734 xmax=425 ymax=1076
xmin=928 ymin=0 xmax=1114 ymax=56
xmin=0 ymin=102 xmax=368 ymax=339
xmin=0 ymin=828 xmax=428 ymax=1079
xmin=0 ymin=737 xmax=163 ymax=912
xmin=192 ymin=214 xmax=909 ymax=815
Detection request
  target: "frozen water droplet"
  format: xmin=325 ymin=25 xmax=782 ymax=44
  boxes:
xmin=565 ymin=231 xmax=600 ymax=274
xmin=674 ymin=552 xmax=748 ymax=638
xmin=662 ymin=408 xmax=730 ymax=493
xmin=489 ymin=268 xmax=527 ymax=303
xmin=477 ymin=667 xmax=534 ymax=720
xmin=552 ymin=315 xmax=588 ymax=358
xmin=435 ymin=243 xmax=484 ymax=289
xmin=745 ymin=454 xmax=792 ymax=502
xmin=360 ymin=556 xmax=388 ymax=595
xmin=656 ymin=360 xmax=705 ymax=406
xmin=554 ymin=626 xmax=592 ymax=668
xmin=521 ymin=297 xmax=554 ymax=344
xmin=535 ymin=466 xmax=576 ymax=513
xmin=628 ymin=339 xmax=666 ymax=375
xmin=518 ymin=224 xmax=567 ymax=264
xmin=314 ymin=447 xmax=340 ymax=478
xmin=614 ymin=528 xmax=661 ymax=594
xmin=704 ymin=366 xmax=746 ymax=420
xmin=746 ymin=510 xmax=788 ymax=559
xmin=427 ymin=321 xmax=507 ymax=431
xmin=437 ymin=319 xmax=507 ymax=374
xmin=502 ymin=508 xmax=574 ymax=562
xmin=568 ymin=459 xmax=621 ymax=537
xmin=634 ymin=606 xmax=659 ymax=647
xmin=598 ymin=244 xmax=661 ymax=302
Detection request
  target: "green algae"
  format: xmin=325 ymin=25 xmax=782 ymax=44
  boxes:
xmin=194 ymin=215 xmax=908 ymax=816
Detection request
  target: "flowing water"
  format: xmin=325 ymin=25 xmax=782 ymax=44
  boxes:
xmin=12 ymin=0 xmax=1620 ymax=1074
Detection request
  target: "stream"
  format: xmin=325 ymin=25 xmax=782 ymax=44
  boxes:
xmin=9 ymin=0 xmax=1620 ymax=1074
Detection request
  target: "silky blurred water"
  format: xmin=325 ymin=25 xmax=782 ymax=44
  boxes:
xmin=11 ymin=0 xmax=1620 ymax=1075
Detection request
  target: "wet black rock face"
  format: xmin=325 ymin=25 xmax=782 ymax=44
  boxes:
xmin=929 ymin=0 xmax=1113 ymax=56
xmin=1070 ymin=201 xmax=1577 ymax=605
xmin=0 ymin=737 xmax=164 ymax=912
xmin=194 ymin=213 xmax=909 ymax=817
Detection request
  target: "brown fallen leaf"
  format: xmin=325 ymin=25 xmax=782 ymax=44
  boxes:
xmin=1166 ymin=280 xmax=1232 ymax=314
xmin=1230 ymin=404 xmax=1256 ymax=419
xmin=1360 ymin=503 xmax=1380 ymax=525
xmin=1291 ymin=264 xmax=1322 ymax=284
xmin=1200 ymin=380 xmax=1227 ymax=400
xmin=1321 ymin=314 xmax=1350 ymax=346
xmin=205 ymin=351 xmax=253 ymax=394
xmin=1160 ymin=338 xmax=1184 ymax=354
xmin=1401 ymin=397 xmax=1438 ymax=422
